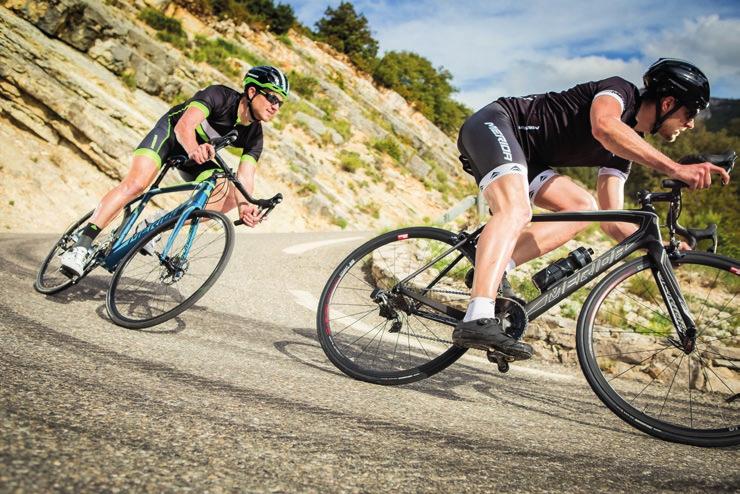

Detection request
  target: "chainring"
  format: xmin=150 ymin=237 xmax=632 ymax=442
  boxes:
xmin=496 ymin=296 xmax=528 ymax=340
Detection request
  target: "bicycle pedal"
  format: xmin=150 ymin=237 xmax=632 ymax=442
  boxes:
xmin=486 ymin=350 xmax=513 ymax=373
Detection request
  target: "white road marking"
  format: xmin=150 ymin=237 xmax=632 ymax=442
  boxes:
xmin=283 ymin=236 xmax=366 ymax=255
xmin=290 ymin=289 xmax=575 ymax=382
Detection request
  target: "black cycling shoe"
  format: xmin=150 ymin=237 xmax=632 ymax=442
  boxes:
xmin=453 ymin=317 xmax=533 ymax=359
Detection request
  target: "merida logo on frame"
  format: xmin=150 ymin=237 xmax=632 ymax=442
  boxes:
xmin=484 ymin=122 xmax=513 ymax=161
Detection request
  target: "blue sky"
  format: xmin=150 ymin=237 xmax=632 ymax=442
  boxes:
xmin=286 ymin=0 xmax=740 ymax=109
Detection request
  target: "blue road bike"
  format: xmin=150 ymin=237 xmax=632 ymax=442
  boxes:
xmin=34 ymin=131 xmax=282 ymax=328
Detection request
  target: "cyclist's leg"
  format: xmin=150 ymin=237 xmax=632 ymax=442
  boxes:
xmin=454 ymin=102 xmax=533 ymax=356
xmin=511 ymin=173 xmax=598 ymax=266
xmin=88 ymin=115 xmax=173 ymax=231
xmin=88 ymin=155 xmax=159 ymax=229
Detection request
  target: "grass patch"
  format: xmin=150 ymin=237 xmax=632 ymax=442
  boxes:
xmin=298 ymin=182 xmax=318 ymax=196
xmin=190 ymin=36 xmax=266 ymax=77
xmin=289 ymin=71 xmax=320 ymax=99
xmin=328 ymin=119 xmax=351 ymax=141
xmin=359 ymin=201 xmax=381 ymax=219
xmin=332 ymin=216 xmax=348 ymax=229
xmin=372 ymin=137 xmax=403 ymax=162
xmin=121 ymin=69 xmax=137 ymax=89
xmin=338 ymin=151 xmax=364 ymax=173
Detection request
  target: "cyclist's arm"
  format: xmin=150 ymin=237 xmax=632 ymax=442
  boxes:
xmin=590 ymin=97 xmax=730 ymax=188
xmin=234 ymin=158 xmax=263 ymax=227
xmin=591 ymin=96 xmax=677 ymax=175
xmin=174 ymin=107 xmax=213 ymax=163
xmin=596 ymin=173 xmax=636 ymax=242
xmin=236 ymin=157 xmax=257 ymax=198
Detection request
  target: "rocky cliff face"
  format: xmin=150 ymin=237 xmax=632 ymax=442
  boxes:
xmin=0 ymin=0 xmax=472 ymax=232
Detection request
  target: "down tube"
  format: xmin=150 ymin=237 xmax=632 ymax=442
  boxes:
xmin=523 ymin=210 xmax=659 ymax=320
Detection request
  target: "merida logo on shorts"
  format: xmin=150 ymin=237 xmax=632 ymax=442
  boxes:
xmin=484 ymin=122 xmax=513 ymax=161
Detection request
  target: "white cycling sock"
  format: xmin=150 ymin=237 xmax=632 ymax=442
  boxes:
xmin=463 ymin=297 xmax=496 ymax=322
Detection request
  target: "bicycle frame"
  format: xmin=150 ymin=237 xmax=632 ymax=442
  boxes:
xmin=397 ymin=208 xmax=699 ymax=347
xmin=101 ymin=165 xmax=217 ymax=271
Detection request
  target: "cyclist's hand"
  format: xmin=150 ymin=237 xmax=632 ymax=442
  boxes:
xmin=238 ymin=203 xmax=265 ymax=228
xmin=671 ymin=161 xmax=731 ymax=190
xmin=189 ymin=143 xmax=215 ymax=164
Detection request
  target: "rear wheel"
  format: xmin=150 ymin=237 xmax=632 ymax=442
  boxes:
xmin=106 ymin=209 xmax=234 ymax=329
xmin=317 ymin=227 xmax=474 ymax=385
xmin=577 ymin=252 xmax=739 ymax=447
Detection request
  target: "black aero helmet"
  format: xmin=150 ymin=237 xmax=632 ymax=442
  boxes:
xmin=643 ymin=58 xmax=710 ymax=112
xmin=243 ymin=65 xmax=290 ymax=98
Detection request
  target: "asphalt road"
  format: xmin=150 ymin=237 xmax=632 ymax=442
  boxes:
xmin=1 ymin=232 xmax=737 ymax=492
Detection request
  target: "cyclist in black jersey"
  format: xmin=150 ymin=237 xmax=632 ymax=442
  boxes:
xmin=453 ymin=58 xmax=731 ymax=357
xmin=61 ymin=66 xmax=290 ymax=277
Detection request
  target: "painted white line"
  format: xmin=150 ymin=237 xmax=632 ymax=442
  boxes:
xmin=283 ymin=236 xmax=366 ymax=255
xmin=289 ymin=290 xmax=575 ymax=383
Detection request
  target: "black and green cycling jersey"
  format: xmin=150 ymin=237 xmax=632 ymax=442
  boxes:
xmin=134 ymin=85 xmax=263 ymax=180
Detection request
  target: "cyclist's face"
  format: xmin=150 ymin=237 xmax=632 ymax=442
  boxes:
xmin=657 ymin=98 xmax=697 ymax=142
xmin=252 ymin=90 xmax=283 ymax=122
xmin=247 ymin=87 xmax=283 ymax=122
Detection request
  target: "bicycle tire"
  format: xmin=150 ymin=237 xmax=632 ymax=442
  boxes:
xmin=577 ymin=252 xmax=739 ymax=447
xmin=317 ymin=227 xmax=472 ymax=385
xmin=34 ymin=210 xmax=94 ymax=294
xmin=106 ymin=209 xmax=234 ymax=329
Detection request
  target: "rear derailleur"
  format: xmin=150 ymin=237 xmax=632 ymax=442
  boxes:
xmin=370 ymin=287 xmax=407 ymax=332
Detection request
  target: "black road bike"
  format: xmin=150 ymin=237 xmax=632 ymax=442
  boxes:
xmin=317 ymin=152 xmax=738 ymax=447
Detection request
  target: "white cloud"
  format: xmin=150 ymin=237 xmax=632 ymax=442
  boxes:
xmin=288 ymin=1 xmax=740 ymax=105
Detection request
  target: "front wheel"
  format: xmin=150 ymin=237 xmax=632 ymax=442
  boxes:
xmin=577 ymin=252 xmax=739 ymax=447
xmin=34 ymin=210 xmax=94 ymax=294
xmin=106 ymin=209 xmax=234 ymax=328
xmin=317 ymin=227 xmax=474 ymax=385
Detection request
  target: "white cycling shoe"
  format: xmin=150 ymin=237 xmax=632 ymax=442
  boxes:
xmin=60 ymin=246 xmax=90 ymax=278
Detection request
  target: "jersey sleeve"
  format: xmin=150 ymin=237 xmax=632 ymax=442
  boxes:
xmin=593 ymin=77 xmax=638 ymax=117
xmin=239 ymin=124 xmax=263 ymax=165
xmin=186 ymin=85 xmax=226 ymax=119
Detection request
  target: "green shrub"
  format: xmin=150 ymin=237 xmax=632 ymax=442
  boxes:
xmin=298 ymin=182 xmax=318 ymax=196
xmin=372 ymin=137 xmax=402 ymax=162
xmin=332 ymin=216 xmax=349 ymax=229
xmin=277 ymin=33 xmax=293 ymax=47
xmin=359 ymin=201 xmax=381 ymax=219
xmin=289 ymin=71 xmax=320 ymax=99
xmin=121 ymin=69 xmax=137 ymax=89
xmin=139 ymin=8 xmax=186 ymax=36
xmin=338 ymin=150 xmax=364 ymax=173
xmin=372 ymin=50 xmax=471 ymax=135
xmin=328 ymin=119 xmax=351 ymax=140
xmin=190 ymin=36 xmax=266 ymax=76
xmin=157 ymin=31 xmax=189 ymax=50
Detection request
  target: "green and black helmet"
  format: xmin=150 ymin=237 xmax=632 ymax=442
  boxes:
xmin=243 ymin=65 xmax=290 ymax=98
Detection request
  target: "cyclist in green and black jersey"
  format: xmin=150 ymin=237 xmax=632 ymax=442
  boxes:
xmin=61 ymin=66 xmax=289 ymax=277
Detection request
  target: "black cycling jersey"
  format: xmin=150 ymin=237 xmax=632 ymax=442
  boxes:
xmin=134 ymin=85 xmax=263 ymax=178
xmin=496 ymin=76 xmax=640 ymax=173
xmin=458 ymin=76 xmax=641 ymax=195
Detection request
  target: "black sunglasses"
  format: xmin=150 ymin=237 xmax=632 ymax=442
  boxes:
xmin=258 ymin=89 xmax=284 ymax=108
